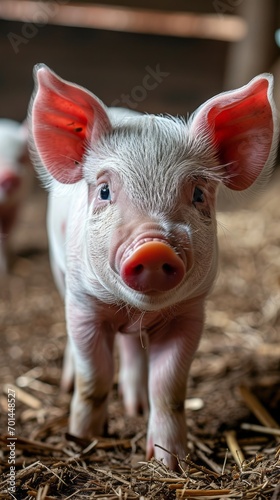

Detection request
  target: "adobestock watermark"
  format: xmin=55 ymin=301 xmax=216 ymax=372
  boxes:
xmin=212 ymin=0 xmax=243 ymax=16
xmin=5 ymin=386 xmax=17 ymax=498
xmin=111 ymin=64 xmax=170 ymax=110
xmin=8 ymin=0 xmax=68 ymax=54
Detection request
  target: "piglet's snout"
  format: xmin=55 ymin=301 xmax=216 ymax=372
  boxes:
xmin=0 ymin=172 xmax=21 ymax=196
xmin=120 ymin=241 xmax=186 ymax=293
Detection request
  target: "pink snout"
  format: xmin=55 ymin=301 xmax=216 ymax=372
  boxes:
xmin=0 ymin=173 xmax=21 ymax=195
xmin=120 ymin=241 xmax=185 ymax=293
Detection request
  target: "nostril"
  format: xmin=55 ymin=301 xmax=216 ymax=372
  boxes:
xmin=132 ymin=262 xmax=177 ymax=276
xmin=133 ymin=264 xmax=144 ymax=275
xmin=132 ymin=262 xmax=178 ymax=276
xmin=162 ymin=263 xmax=177 ymax=275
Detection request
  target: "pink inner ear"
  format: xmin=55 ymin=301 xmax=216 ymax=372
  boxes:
xmin=198 ymin=78 xmax=274 ymax=191
xmin=32 ymin=66 xmax=111 ymax=184
xmin=41 ymin=90 xmax=89 ymax=169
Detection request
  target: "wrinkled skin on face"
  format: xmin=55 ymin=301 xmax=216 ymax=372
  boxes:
xmin=29 ymin=65 xmax=278 ymax=470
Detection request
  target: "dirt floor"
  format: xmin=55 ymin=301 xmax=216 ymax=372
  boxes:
xmin=0 ymin=169 xmax=280 ymax=498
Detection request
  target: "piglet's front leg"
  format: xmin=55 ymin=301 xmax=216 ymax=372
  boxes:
xmin=147 ymin=307 xmax=204 ymax=470
xmin=118 ymin=333 xmax=149 ymax=417
xmin=66 ymin=295 xmax=115 ymax=438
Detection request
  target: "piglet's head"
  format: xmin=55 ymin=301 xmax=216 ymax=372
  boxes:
xmin=29 ymin=65 xmax=278 ymax=310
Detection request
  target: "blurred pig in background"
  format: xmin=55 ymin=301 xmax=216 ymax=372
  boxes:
xmin=0 ymin=119 xmax=31 ymax=273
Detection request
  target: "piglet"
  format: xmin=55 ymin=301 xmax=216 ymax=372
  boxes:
xmin=29 ymin=64 xmax=278 ymax=469
xmin=0 ymin=119 xmax=30 ymax=273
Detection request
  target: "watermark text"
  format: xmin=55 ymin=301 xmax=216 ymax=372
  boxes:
xmin=6 ymin=387 xmax=17 ymax=496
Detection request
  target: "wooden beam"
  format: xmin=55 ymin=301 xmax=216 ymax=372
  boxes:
xmin=0 ymin=0 xmax=247 ymax=42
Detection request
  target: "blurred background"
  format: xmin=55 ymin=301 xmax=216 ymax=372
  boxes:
xmin=0 ymin=0 xmax=279 ymax=121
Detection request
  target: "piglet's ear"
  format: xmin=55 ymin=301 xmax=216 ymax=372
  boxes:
xmin=31 ymin=64 xmax=111 ymax=184
xmin=190 ymin=74 xmax=277 ymax=191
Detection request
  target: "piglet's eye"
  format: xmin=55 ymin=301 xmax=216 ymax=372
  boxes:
xmin=100 ymin=184 xmax=111 ymax=201
xmin=192 ymin=186 xmax=204 ymax=204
